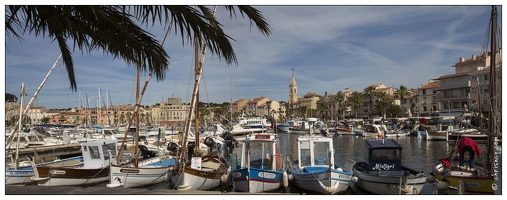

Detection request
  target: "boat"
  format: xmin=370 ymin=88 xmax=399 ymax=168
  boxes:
xmin=426 ymin=6 xmax=500 ymax=194
xmin=276 ymin=123 xmax=291 ymax=132
xmin=287 ymin=118 xmax=320 ymax=134
xmin=231 ymin=132 xmax=288 ymax=193
xmin=333 ymin=122 xmax=356 ymax=136
xmin=287 ymin=134 xmax=354 ymax=194
xmin=361 ymin=124 xmax=384 ymax=138
xmin=170 ymin=18 xmax=232 ymax=191
xmin=425 ymin=129 xmax=448 ymax=141
xmin=385 ymin=129 xmax=410 ymax=137
xmin=27 ymin=139 xmax=117 ymax=186
xmin=447 ymin=128 xmax=487 ymax=142
xmin=352 ymin=138 xmax=427 ymax=194
xmin=106 ymin=34 xmax=178 ymax=188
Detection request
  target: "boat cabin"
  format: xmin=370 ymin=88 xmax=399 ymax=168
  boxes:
xmin=239 ymin=133 xmax=278 ymax=170
xmin=80 ymin=139 xmax=118 ymax=168
xmin=363 ymin=139 xmax=402 ymax=171
xmin=297 ymin=136 xmax=334 ymax=168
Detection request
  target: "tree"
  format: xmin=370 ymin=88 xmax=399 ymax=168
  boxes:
xmin=6 ymin=6 xmax=272 ymax=91
xmin=336 ymin=91 xmax=345 ymax=120
xmin=41 ymin=116 xmax=50 ymax=124
xmin=376 ymin=91 xmax=390 ymax=117
xmin=5 ymin=93 xmax=17 ymax=102
xmin=386 ymin=104 xmax=403 ymax=118
xmin=363 ymin=85 xmax=376 ymax=119
xmin=349 ymin=91 xmax=363 ymax=119
xmin=394 ymin=85 xmax=410 ymax=116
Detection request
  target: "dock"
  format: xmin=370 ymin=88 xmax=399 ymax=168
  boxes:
xmin=5 ymin=143 xmax=82 ymax=163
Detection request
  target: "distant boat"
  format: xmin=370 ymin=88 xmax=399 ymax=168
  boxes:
xmin=352 ymin=139 xmax=427 ymax=194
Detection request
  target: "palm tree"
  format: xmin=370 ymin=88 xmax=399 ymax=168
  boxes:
xmin=376 ymin=91 xmax=390 ymax=118
xmin=336 ymin=91 xmax=345 ymax=120
xmin=394 ymin=85 xmax=411 ymax=116
xmin=363 ymin=85 xmax=376 ymax=119
xmin=6 ymin=6 xmax=272 ymax=91
xmin=349 ymin=91 xmax=363 ymax=119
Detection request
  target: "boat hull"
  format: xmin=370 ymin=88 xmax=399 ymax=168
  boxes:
xmin=33 ymin=166 xmax=110 ymax=186
xmin=5 ymin=169 xmax=34 ymax=185
xmin=426 ymin=130 xmax=448 ymax=141
xmin=291 ymin=169 xmax=352 ymax=194
xmin=231 ymin=168 xmax=284 ymax=193
xmin=108 ymin=157 xmax=176 ymax=188
xmin=353 ymin=162 xmax=426 ymax=195
xmin=432 ymin=160 xmax=494 ymax=194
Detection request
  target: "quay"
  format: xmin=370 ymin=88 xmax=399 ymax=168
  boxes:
xmin=5 ymin=143 xmax=82 ymax=163
xmin=5 ymin=185 xmax=291 ymax=195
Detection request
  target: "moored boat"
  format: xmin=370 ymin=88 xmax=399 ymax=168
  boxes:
xmin=352 ymin=138 xmax=427 ymax=194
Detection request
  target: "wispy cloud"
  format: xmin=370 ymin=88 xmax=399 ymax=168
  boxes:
xmin=4 ymin=5 xmax=498 ymax=109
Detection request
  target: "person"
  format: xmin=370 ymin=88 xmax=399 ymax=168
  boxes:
xmin=458 ymin=137 xmax=481 ymax=171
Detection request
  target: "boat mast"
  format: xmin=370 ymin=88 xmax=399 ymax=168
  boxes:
xmin=5 ymin=54 xmax=61 ymax=148
xmin=134 ymin=55 xmax=141 ymax=168
xmin=486 ymin=5 xmax=498 ymax=175
xmin=14 ymin=83 xmax=25 ymax=169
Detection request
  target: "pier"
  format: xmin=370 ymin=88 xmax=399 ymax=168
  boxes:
xmin=5 ymin=143 xmax=82 ymax=163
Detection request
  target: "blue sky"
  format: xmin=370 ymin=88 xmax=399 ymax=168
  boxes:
xmin=3 ymin=4 xmax=503 ymax=110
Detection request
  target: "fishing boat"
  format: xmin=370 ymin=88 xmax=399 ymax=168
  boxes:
xmin=352 ymin=138 xmax=427 ymax=194
xmin=27 ymin=139 xmax=117 ymax=186
xmin=287 ymin=134 xmax=354 ymax=194
xmin=426 ymin=6 xmax=501 ymax=194
xmin=231 ymin=132 xmax=288 ymax=193
xmin=334 ymin=122 xmax=356 ymax=136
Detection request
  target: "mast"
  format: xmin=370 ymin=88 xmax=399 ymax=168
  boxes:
xmin=6 ymin=54 xmax=61 ymax=148
xmin=486 ymin=5 xmax=497 ymax=175
xmin=14 ymin=83 xmax=26 ymax=169
xmin=134 ymin=55 xmax=141 ymax=168
xmin=179 ymin=6 xmax=217 ymax=162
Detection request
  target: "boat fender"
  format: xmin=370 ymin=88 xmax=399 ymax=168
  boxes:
xmin=288 ymin=173 xmax=294 ymax=181
xmin=457 ymin=180 xmax=465 ymax=194
xmin=282 ymin=171 xmax=289 ymax=188
xmin=426 ymin=174 xmax=436 ymax=183
xmin=335 ymin=168 xmax=343 ymax=172
xmin=351 ymin=176 xmax=358 ymax=183
xmin=437 ymin=179 xmax=449 ymax=191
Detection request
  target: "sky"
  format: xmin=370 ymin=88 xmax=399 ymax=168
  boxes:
xmin=3 ymin=3 xmax=504 ymax=110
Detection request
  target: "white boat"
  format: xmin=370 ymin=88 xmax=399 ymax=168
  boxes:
xmin=361 ymin=124 xmax=385 ymax=138
xmin=288 ymin=134 xmax=354 ymax=194
xmin=231 ymin=132 xmax=288 ymax=193
xmin=385 ymin=129 xmax=410 ymax=137
xmin=6 ymin=155 xmax=83 ymax=185
xmin=28 ymin=139 xmax=117 ymax=186
xmin=352 ymin=139 xmax=427 ymax=194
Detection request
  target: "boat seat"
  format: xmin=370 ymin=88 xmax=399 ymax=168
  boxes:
xmin=202 ymin=161 xmax=221 ymax=170
xmin=46 ymin=160 xmax=82 ymax=167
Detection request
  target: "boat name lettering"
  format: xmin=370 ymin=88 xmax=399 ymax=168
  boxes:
xmin=464 ymin=182 xmax=481 ymax=188
xmin=50 ymin=170 xmax=66 ymax=175
xmin=301 ymin=175 xmax=317 ymax=179
xmin=258 ymin=172 xmax=276 ymax=179
xmin=8 ymin=171 xmax=31 ymax=175
xmin=372 ymin=163 xmax=395 ymax=171
xmin=120 ymin=169 xmax=140 ymax=173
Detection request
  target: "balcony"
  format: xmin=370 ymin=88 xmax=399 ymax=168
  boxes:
xmin=437 ymin=94 xmax=470 ymax=101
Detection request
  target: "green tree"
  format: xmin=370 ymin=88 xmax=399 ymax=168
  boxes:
xmin=6 ymin=6 xmax=271 ymax=91
xmin=5 ymin=93 xmax=17 ymax=102
xmin=349 ymin=91 xmax=363 ymax=119
xmin=363 ymin=85 xmax=376 ymax=118
xmin=386 ymin=104 xmax=403 ymax=118
xmin=41 ymin=116 xmax=50 ymax=124
xmin=394 ymin=85 xmax=410 ymax=116
xmin=336 ymin=91 xmax=345 ymax=120
xmin=376 ymin=91 xmax=390 ymax=117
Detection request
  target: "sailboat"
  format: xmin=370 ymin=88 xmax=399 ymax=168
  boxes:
xmin=106 ymin=25 xmax=178 ymax=188
xmin=427 ymin=6 xmax=501 ymax=194
xmin=106 ymin=60 xmax=178 ymax=188
xmin=169 ymin=7 xmax=233 ymax=190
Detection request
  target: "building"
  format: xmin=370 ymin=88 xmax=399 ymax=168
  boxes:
xmin=416 ymin=80 xmax=441 ymax=117
xmin=246 ymin=97 xmax=270 ymax=116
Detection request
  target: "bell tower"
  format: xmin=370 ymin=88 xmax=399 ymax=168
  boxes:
xmin=288 ymin=68 xmax=298 ymax=109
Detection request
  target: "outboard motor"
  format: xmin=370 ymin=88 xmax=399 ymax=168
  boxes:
xmin=204 ymin=137 xmax=217 ymax=153
xmin=167 ymin=142 xmax=179 ymax=152
xmin=320 ymin=129 xmax=328 ymax=137
xmin=187 ymin=141 xmax=196 ymax=160
xmin=138 ymin=145 xmax=157 ymax=159
xmin=220 ymin=131 xmax=238 ymax=159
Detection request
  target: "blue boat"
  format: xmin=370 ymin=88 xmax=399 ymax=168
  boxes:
xmin=287 ymin=135 xmax=354 ymax=194
xmin=231 ymin=133 xmax=288 ymax=193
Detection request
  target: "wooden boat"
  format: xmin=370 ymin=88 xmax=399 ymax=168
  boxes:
xmin=106 ymin=54 xmax=177 ymax=188
xmin=170 ymin=19 xmax=232 ymax=191
xmin=28 ymin=139 xmax=117 ymax=186
xmin=288 ymin=134 xmax=354 ymax=194
xmin=352 ymin=138 xmax=427 ymax=194
xmin=231 ymin=132 xmax=288 ymax=193
xmin=427 ymin=6 xmax=500 ymax=194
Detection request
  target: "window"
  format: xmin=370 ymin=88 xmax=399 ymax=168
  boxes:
xmin=88 ymin=146 xmax=100 ymax=159
xmin=422 ymin=89 xmax=427 ymax=95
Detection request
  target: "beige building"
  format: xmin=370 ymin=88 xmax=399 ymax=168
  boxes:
xmin=246 ymin=97 xmax=270 ymax=116
xmin=232 ymin=99 xmax=249 ymax=114
xmin=416 ymin=80 xmax=441 ymax=116
xmin=151 ymin=97 xmax=190 ymax=126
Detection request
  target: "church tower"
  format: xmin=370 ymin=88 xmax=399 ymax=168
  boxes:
xmin=288 ymin=68 xmax=298 ymax=109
